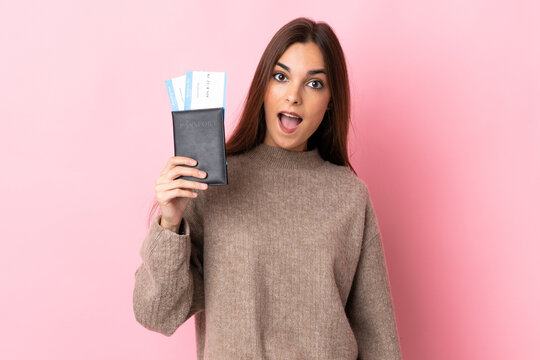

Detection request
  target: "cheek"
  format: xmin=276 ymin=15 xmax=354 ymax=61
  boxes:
xmin=265 ymin=85 xmax=281 ymax=103
xmin=306 ymin=95 xmax=330 ymax=121
xmin=264 ymin=87 xmax=278 ymax=114
xmin=263 ymin=90 xmax=278 ymax=126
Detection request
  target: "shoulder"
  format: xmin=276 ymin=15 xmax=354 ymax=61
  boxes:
xmin=320 ymin=162 xmax=380 ymax=240
xmin=223 ymin=150 xmax=255 ymax=169
xmin=320 ymin=161 xmax=370 ymax=200
xmin=323 ymin=163 xmax=382 ymax=240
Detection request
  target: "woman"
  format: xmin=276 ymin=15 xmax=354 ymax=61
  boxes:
xmin=133 ymin=17 xmax=402 ymax=360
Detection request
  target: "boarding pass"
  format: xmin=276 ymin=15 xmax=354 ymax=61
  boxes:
xmin=166 ymin=71 xmax=226 ymax=111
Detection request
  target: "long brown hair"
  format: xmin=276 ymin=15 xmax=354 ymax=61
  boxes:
xmin=147 ymin=17 xmax=355 ymax=227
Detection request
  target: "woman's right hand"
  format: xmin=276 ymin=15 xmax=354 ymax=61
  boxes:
xmin=155 ymin=156 xmax=208 ymax=231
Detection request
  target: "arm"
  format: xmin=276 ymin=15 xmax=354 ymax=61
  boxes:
xmin=132 ymin=198 xmax=205 ymax=336
xmin=345 ymin=196 xmax=402 ymax=359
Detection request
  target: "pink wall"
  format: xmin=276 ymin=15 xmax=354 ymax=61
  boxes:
xmin=1 ymin=0 xmax=538 ymax=359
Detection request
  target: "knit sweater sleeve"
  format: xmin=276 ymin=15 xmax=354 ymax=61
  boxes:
xmin=132 ymin=197 xmax=205 ymax=336
xmin=345 ymin=195 xmax=402 ymax=360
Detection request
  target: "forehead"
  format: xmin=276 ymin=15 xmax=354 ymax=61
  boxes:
xmin=276 ymin=42 xmax=326 ymax=71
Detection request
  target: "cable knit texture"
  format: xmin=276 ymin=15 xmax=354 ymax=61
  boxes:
xmin=133 ymin=142 xmax=402 ymax=360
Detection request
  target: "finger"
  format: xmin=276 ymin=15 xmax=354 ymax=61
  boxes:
xmin=160 ymin=156 xmax=198 ymax=175
xmin=157 ymin=188 xmax=198 ymax=203
xmin=155 ymin=166 xmax=206 ymax=185
xmin=156 ymin=178 xmax=208 ymax=193
xmin=166 ymin=166 xmax=207 ymax=181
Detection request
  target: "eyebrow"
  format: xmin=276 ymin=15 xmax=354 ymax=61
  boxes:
xmin=276 ymin=62 xmax=326 ymax=75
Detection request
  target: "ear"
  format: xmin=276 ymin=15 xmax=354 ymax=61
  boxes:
xmin=327 ymin=100 xmax=333 ymax=110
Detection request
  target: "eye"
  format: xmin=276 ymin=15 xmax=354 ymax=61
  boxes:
xmin=273 ymin=72 xmax=287 ymax=82
xmin=308 ymin=80 xmax=324 ymax=89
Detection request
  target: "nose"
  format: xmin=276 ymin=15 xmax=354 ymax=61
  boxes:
xmin=285 ymin=83 xmax=302 ymax=105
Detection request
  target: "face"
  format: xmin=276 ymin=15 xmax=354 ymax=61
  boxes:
xmin=263 ymin=41 xmax=331 ymax=152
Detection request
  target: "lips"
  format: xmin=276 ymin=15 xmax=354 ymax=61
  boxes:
xmin=278 ymin=111 xmax=303 ymax=133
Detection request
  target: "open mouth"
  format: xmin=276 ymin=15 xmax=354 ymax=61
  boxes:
xmin=278 ymin=112 xmax=303 ymax=133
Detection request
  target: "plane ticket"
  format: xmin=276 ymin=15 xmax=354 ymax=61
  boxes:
xmin=166 ymin=71 xmax=226 ymax=111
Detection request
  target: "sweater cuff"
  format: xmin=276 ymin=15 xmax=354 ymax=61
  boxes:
xmin=140 ymin=215 xmax=191 ymax=261
xmin=155 ymin=214 xmax=191 ymax=237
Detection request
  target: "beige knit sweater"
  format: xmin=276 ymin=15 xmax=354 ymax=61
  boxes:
xmin=133 ymin=142 xmax=402 ymax=359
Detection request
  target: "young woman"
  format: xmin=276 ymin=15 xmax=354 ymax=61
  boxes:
xmin=133 ymin=17 xmax=402 ymax=360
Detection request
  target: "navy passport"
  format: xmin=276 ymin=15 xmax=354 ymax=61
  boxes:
xmin=172 ymin=107 xmax=228 ymax=185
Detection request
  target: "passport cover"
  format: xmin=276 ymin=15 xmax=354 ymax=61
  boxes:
xmin=172 ymin=107 xmax=228 ymax=185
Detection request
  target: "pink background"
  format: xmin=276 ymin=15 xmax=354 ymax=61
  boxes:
xmin=1 ymin=0 xmax=539 ymax=359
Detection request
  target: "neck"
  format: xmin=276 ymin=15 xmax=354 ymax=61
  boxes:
xmin=246 ymin=142 xmax=325 ymax=170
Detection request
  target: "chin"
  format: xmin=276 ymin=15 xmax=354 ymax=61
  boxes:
xmin=274 ymin=138 xmax=307 ymax=152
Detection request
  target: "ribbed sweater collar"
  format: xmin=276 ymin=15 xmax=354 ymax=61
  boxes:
xmin=246 ymin=142 xmax=325 ymax=170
